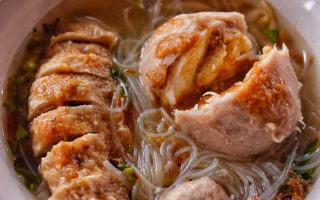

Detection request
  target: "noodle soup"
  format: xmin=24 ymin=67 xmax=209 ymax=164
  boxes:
xmin=3 ymin=0 xmax=319 ymax=199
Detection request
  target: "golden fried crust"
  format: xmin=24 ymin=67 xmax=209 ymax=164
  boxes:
xmin=28 ymin=73 xmax=116 ymax=119
xmin=145 ymin=65 xmax=168 ymax=88
xmin=31 ymin=105 xmax=109 ymax=156
xmin=41 ymin=134 xmax=129 ymax=200
xmin=238 ymin=64 xmax=288 ymax=123
xmin=36 ymin=51 xmax=113 ymax=79
xmin=156 ymin=32 xmax=198 ymax=59
xmin=50 ymin=21 xmax=117 ymax=49
xmin=47 ymin=41 xmax=111 ymax=58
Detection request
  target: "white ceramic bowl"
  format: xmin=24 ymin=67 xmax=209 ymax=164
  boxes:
xmin=0 ymin=0 xmax=319 ymax=199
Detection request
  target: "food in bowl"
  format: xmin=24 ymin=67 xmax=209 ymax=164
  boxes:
xmin=3 ymin=0 xmax=319 ymax=199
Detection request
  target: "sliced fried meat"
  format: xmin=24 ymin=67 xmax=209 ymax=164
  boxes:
xmin=47 ymin=41 xmax=111 ymax=58
xmin=41 ymin=133 xmax=129 ymax=200
xmin=36 ymin=51 xmax=113 ymax=79
xmin=30 ymin=105 xmax=131 ymax=156
xmin=50 ymin=21 xmax=117 ymax=49
xmin=28 ymin=73 xmax=116 ymax=120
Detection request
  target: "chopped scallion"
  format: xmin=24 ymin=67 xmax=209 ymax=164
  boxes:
xmin=278 ymin=185 xmax=292 ymax=193
xmin=15 ymin=125 xmax=28 ymax=141
xmin=260 ymin=28 xmax=279 ymax=43
xmin=136 ymin=0 xmax=144 ymax=9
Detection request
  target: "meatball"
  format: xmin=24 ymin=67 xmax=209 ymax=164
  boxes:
xmin=162 ymin=177 xmax=229 ymax=200
xmin=140 ymin=12 xmax=252 ymax=108
xmin=139 ymin=12 xmax=301 ymax=158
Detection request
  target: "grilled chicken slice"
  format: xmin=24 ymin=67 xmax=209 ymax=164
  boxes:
xmin=28 ymin=74 xmax=116 ymax=119
xmin=175 ymin=46 xmax=301 ymax=157
xmin=30 ymin=105 xmax=131 ymax=156
xmin=41 ymin=133 xmax=129 ymax=200
xmin=50 ymin=21 xmax=117 ymax=48
xmin=47 ymin=41 xmax=111 ymax=58
xmin=36 ymin=51 xmax=113 ymax=79
xmin=140 ymin=12 xmax=252 ymax=107
xmin=163 ymin=177 xmax=229 ymax=200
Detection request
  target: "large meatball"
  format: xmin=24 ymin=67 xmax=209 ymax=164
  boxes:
xmin=140 ymin=12 xmax=301 ymax=158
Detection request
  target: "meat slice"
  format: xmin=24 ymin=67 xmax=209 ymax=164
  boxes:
xmin=47 ymin=41 xmax=111 ymax=58
xmin=28 ymin=73 xmax=116 ymax=119
xmin=30 ymin=105 xmax=131 ymax=156
xmin=41 ymin=133 xmax=129 ymax=200
xmin=140 ymin=12 xmax=252 ymax=107
xmin=36 ymin=51 xmax=113 ymax=79
xmin=49 ymin=174 xmax=129 ymax=200
xmin=175 ymin=46 xmax=301 ymax=158
xmin=162 ymin=177 xmax=229 ymax=200
xmin=50 ymin=21 xmax=117 ymax=49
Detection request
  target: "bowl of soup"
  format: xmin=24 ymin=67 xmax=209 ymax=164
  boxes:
xmin=0 ymin=0 xmax=320 ymax=199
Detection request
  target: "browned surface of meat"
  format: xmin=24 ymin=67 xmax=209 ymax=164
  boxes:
xmin=50 ymin=21 xmax=118 ymax=48
xmin=140 ymin=12 xmax=251 ymax=108
xmin=37 ymin=50 xmax=112 ymax=79
xmin=140 ymin=11 xmax=301 ymax=158
xmin=162 ymin=177 xmax=230 ymax=200
xmin=49 ymin=174 xmax=128 ymax=200
xmin=47 ymin=41 xmax=111 ymax=57
xmin=175 ymin=46 xmax=301 ymax=158
xmin=28 ymin=20 xmax=130 ymax=199
xmin=41 ymin=133 xmax=129 ymax=200
xmin=28 ymin=73 xmax=116 ymax=120
xmin=30 ymin=105 xmax=131 ymax=156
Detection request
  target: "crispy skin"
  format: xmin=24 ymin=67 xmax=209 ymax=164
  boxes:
xmin=36 ymin=51 xmax=113 ymax=79
xmin=47 ymin=41 xmax=111 ymax=58
xmin=28 ymin=74 xmax=116 ymax=119
xmin=50 ymin=21 xmax=117 ymax=49
xmin=41 ymin=133 xmax=129 ymax=200
xmin=30 ymin=105 xmax=131 ymax=156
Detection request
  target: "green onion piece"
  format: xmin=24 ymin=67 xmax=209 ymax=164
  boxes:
xmin=118 ymin=161 xmax=131 ymax=170
xmin=25 ymin=182 xmax=35 ymax=190
xmin=109 ymin=66 xmax=125 ymax=82
xmin=120 ymin=87 xmax=127 ymax=97
xmin=136 ymin=0 xmax=144 ymax=9
xmin=260 ymin=28 xmax=279 ymax=43
xmin=15 ymin=125 xmax=28 ymax=141
xmin=305 ymin=139 xmax=320 ymax=155
xmin=301 ymin=168 xmax=314 ymax=180
xmin=22 ymin=57 xmax=38 ymax=72
xmin=5 ymin=100 xmax=16 ymax=112
xmin=10 ymin=140 xmax=19 ymax=154
xmin=14 ymin=166 xmax=40 ymax=187
xmin=278 ymin=185 xmax=292 ymax=193
xmin=124 ymin=167 xmax=135 ymax=181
